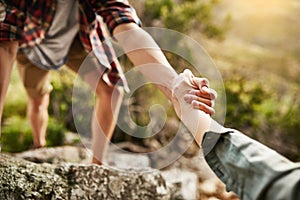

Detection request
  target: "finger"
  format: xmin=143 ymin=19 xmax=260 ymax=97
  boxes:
xmin=204 ymin=88 xmax=217 ymax=100
xmin=191 ymin=77 xmax=218 ymax=100
xmin=191 ymin=100 xmax=215 ymax=116
xmin=183 ymin=69 xmax=193 ymax=75
xmin=192 ymin=77 xmax=210 ymax=89
xmin=188 ymin=89 xmax=211 ymax=99
xmin=184 ymin=94 xmax=215 ymax=107
xmin=182 ymin=69 xmax=194 ymax=79
xmin=188 ymin=89 xmax=217 ymax=101
xmin=201 ymin=86 xmax=210 ymax=94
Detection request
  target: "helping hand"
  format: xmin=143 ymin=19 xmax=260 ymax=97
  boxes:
xmin=173 ymin=69 xmax=217 ymax=116
xmin=186 ymin=74 xmax=217 ymax=116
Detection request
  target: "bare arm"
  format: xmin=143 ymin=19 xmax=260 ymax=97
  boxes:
xmin=113 ymin=23 xmax=176 ymax=95
xmin=113 ymin=23 xmax=222 ymax=144
xmin=113 ymin=23 xmax=216 ymax=116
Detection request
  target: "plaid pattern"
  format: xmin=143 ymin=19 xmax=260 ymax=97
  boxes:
xmin=0 ymin=0 xmax=141 ymax=88
xmin=79 ymin=0 xmax=141 ymax=88
xmin=0 ymin=0 xmax=56 ymax=47
xmin=91 ymin=0 xmax=141 ymax=35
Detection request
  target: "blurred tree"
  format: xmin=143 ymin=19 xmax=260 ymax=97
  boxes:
xmin=224 ymin=75 xmax=266 ymax=132
xmin=142 ymin=0 xmax=230 ymax=39
xmin=224 ymin=73 xmax=300 ymax=161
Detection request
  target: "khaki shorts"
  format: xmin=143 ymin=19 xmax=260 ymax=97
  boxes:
xmin=17 ymin=36 xmax=96 ymax=98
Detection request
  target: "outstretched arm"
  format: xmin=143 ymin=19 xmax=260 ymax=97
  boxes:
xmin=113 ymin=23 xmax=216 ymax=116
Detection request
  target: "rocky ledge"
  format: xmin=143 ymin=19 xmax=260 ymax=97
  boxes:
xmin=0 ymin=153 xmax=169 ymax=200
xmin=0 ymin=146 xmax=238 ymax=200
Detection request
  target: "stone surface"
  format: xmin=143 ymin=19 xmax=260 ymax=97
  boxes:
xmin=15 ymin=146 xmax=92 ymax=164
xmin=11 ymin=145 xmax=239 ymax=200
xmin=161 ymin=168 xmax=198 ymax=200
xmin=0 ymin=153 xmax=170 ymax=200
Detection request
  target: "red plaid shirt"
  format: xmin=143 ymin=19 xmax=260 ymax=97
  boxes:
xmin=0 ymin=0 xmax=141 ymax=88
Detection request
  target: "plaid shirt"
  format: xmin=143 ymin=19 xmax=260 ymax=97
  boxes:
xmin=0 ymin=0 xmax=141 ymax=88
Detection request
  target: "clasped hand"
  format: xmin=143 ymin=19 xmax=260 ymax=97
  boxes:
xmin=172 ymin=69 xmax=217 ymax=116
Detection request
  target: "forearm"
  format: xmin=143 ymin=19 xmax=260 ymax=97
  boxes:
xmin=113 ymin=23 xmax=177 ymax=93
xmin=113 ymin=24 xmax=222 ymax=143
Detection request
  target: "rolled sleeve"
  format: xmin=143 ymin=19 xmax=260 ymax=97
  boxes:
xmin=95 ymin=0 xmax=142 ymax=35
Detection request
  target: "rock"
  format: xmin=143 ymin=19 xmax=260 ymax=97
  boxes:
xmin=0 ymin=153 xmax=170 ymax=200
xmin=11 ymin=145 xmax=239 ymax=200
xmin=106 ymin=146 xmax=151 ymax=169
xmin=161 ymin=168 xmax=198 ymax=200
xmin=15 ymin=146 xmax=92 ymax=164
xmin=15 ymin=145 xmax=152 ymax=170
xmin=165 ymin=153 xmax=239 ymax=200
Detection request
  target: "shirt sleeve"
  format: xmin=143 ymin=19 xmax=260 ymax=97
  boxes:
xmin=202 ymin=129 xmax=300 ymax=200
xmin=93 ymin=0 xmax=142 ymax=35
xmin=0 ymin=1 xmax=22 ymax=41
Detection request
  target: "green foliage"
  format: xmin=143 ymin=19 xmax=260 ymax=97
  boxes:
xmin=1 ymin=116 xmax=66 ymax=152
xmin=143 ymin=0 xmax=230 ymax=39
xmin=224 ymin=76 xmax=267 ymax=131
xmin=263 ymin=96 xmax=300 ymax=161
xmin=49 ymin=68 xmax=95 ymax=135
xmin=49 ymin=69 xmax=75 ymax=129
xmin=1 ymin=116 xmax=33 ymax=152
xmin=46 ymin=117 xmax=66 ymax=147
xmin=224 ymin=75 xmax=300 ymax=161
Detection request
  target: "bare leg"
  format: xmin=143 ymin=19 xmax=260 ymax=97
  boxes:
xmin=82 ymin=72 xmax=124 ymax=165
xmin=65 ymin=37 xmax=124 ymax=165
xmin=16 ymin=52 xmax=52 ymax=148
xmin=0 ymin=41 xmax=18 ymax=135
xmin=27 ymin=94 xmax=50 ymax=148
